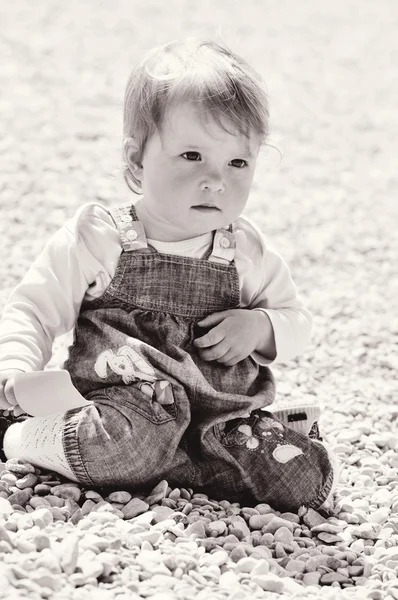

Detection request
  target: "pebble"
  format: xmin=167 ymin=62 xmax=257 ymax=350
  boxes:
xmin=145 ymin=480 xmax=169 ymax=505
xmin=108 ymin=491 xmax=132 ymax=503
xmin=4 ymin=459 xmax=36 ymax=475
xmin=51 ymin=484 xmax=81 ymax=502
xmin=273 ymin=526 xmax=294 ymax=544
xmin=251 ymin=574 xmax=284 ymax=593
xmin=351 ymin=523 xmax=382 ymax=539
xmin=262 ymin=517 xmax=295 ymax=534
xmin=152 ymin=505 xmax=174 ymax=523
xmin=121 ymin=498 xmax=149 ymax=519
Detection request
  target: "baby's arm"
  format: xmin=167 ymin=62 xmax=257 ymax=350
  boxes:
xmin=0 ymin=204 xmax=114 ymax=376
xmin=241 ymin=220 xmax=313 ymax=365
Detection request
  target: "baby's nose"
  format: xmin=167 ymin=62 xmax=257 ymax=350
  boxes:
xmin=200 ymin=171 xmax=225 ymax=193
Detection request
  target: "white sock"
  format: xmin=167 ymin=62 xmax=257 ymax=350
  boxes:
xmin=3 ymin=413 xmax=79 ymax=482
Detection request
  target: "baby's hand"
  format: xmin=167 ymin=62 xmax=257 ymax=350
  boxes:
xmin=0 ymin=369 xmax=23 ymax=412
xmin=194 ymin=309 xmax=263 ymax=367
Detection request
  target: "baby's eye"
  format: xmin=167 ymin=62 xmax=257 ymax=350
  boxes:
xmin=230 ymin=159 xmax=248 ymax=168
xmin=182 ymin=151 xmax=201 ymax=161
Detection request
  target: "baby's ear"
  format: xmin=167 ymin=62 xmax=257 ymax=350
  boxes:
xmin=123 ymin=137 xmax=143 ymax=180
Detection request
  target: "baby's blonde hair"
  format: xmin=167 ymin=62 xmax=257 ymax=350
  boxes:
xmin=123 ymin=37 xmax=270 ymax=194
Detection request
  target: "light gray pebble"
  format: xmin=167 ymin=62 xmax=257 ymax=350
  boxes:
xmin=15 ymin=473 xmax=38 ymax=489
xmin=5 ymin=459 xmax=36 ymax=475
xmin=121 ymin=498 xmax=149 ymax=519
xmin=108 ymin=491 xmax=132 ymax=503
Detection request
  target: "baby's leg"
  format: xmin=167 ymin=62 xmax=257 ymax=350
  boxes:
xmin=3 ymin=383 xmax=193 ymax=489
xmin=202 ymin=410 xmax=339 ymax=511
xmin=3 ymin=412 xmax=79 ymax=481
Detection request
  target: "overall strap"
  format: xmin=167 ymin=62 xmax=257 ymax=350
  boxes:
xmin=110 ymin=204 xmax=148 ymax=252
xmin=208 ymin=224 xmax=236 ymax=265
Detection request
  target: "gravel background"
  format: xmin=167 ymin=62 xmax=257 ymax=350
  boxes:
xmin=1 ymin=0 xmax=398 ymax=598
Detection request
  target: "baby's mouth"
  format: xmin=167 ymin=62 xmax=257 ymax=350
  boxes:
xmin=191 ymin=205 xmax=221 ymax=212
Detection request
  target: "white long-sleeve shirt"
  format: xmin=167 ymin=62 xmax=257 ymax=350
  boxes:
xmin=0 ymin=203 xmax=312 ymax=373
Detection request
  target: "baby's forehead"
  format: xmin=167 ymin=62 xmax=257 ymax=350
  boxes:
xmin=161 ymin=101 xmax=258 ymax=153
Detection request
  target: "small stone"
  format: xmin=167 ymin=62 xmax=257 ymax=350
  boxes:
xmin=207 ymin=550 xmax=229 ymax=566
xmin=0 ymin=498 xmax=12 ymax=517
xmin=0 ymin=540 xmax=13 ymax=553
xmin=29 ymin=497 xmax=51 ymax=509
xmin=317 ymin=532 xmax=344 ymax=543
xmin=168 ymin=488 xmax=181 ymax=501
xmin=85 ymin=490 xmax=103 ymax=502
xmin=368 ymin=507 xmax=390 ymax=524
xmin=351 ymin=522 xmax=382 ymax=540
xmin=262 ymin=517 xmax=295 ymax=534
xmin=32 ymin=508 xmax=53 ymax=527
xmin=254 ymin=503 xmax=274 ymax=514
xmin=81 ymin=499 xmax=96 ymax=515
xmin=16 ymin=539 xmax=36 ymax=553
xmin=219 ymin=570 xmax=239 ymax=588
xmin=207 ymin=520 xmax=227 ymax=536
xmin=311 ymin=522 xmax=344 ymax=534
xmin=285 ymin=559 xmax=306 ymax=573
xmin=249 ymin=513 xmax=275 ymax=530
xmin=273 ymin=526 xmax=294 ymax=544
xmin=0 ymin=524 xmax=14 ymax=546
xmin=7 ymin=489 xmax=31 ymax=507
xmin=152 ymin=505 xmax=174 ymax=523
xmin=59 ymin=535 xmax=79 ymax=575
xmin=336 ymin=430 xmax=362 ymax=444
xmin=302 ymin=572 xmax=321 ymax=585
xmin=302 ymin=507 xmax=327 ymax=529
xmin=34 ymin=573 xmax=60 ymax=591
xmin=229 ymin=519 xmax=250 ymax=538
xmin=108 ymin=491 xmax=132 ymax=503
xmin=251 ymin=574 xmax=284 ymax=593
xmin=77 ymin=556 xmax=104 ymax=579
xmin=371 ymin=489 xmax=392 ymax=507
xmin=51 ymin=484 xmax=81 ymax=502
xmin=350 ymin=539 xmax=365 ymax=552
xmin=35 ymin=548 xmax=62 ymax=574
xmin=33 ymin=533 xmax=51 ymax=551
xmin=251 ymin=559 xmax=271 ymax=576
xmin=15 ymin=473 xmax=38 ymax=489
xmin=280 ymin=512 xmax=300 ymax=524
xmin=145 ymin=480 xmax=169 ymax=505
xmin=234 ymin=556 xmax=258 ymax=573
xmin=34 ymin=484 xmax=52 ymax=496
xmin=320 ymin=572 xmax=351 ymax=584
xmin=274 ymin=542 xmax=286 ymax=558
xmin=230 ymin=545 xmax=247 ymax=563
xmin=121 ymin=498 xmax=149 ymax=519
xmin=186 ymin=520 xmax=206 ymax=538
xmin=5 ymin=459 xmax=36 ymax=475
xmin=348 ymin=565 xmax=364 ymax=577
xmin=45 ymin=495 xmax=64 ymax=508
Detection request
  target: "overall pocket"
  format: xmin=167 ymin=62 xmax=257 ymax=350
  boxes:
xmin=103 ymin=380 xmax=178 ymax=424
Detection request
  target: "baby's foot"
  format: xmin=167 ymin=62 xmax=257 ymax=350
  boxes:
xmin=269 ymin=404 xmax=323 ymax=440
xmin=0 ymin=409 xmax=30 ymax=462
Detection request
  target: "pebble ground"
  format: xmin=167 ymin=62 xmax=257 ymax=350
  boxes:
xmin=1 ymin=0 xmax=397 ymax=598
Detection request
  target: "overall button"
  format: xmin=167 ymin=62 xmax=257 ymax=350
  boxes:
xmin=220 ymin=236 xmax=231 ymax=249
xmin=120 ymin=214 xmax=133 ymax=223
xmin=126 ymin=229 xmax=138 ymax=241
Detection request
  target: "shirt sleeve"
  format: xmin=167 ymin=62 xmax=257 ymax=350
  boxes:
xmin=0 ymin=203 xmax=118 ymax=373
xmin=235 ymin=216 xmax=313 ymax=366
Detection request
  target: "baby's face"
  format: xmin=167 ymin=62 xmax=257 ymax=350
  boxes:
xmin=138 ymin=101 xmax=260 ymax=241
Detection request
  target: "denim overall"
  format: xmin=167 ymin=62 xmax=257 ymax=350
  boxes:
xmin=63 ymin=203 xmax=333 ymax=510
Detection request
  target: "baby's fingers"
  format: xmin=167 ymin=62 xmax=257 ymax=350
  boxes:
xmin=12 ymin=404 xmax=26 ymax=417
xmin=194 ymin=324 xmax=226 ymax=349
xmin=4 ymin=378 xmax=18 ymax=406
xmin=0 ymin=392 xmax=11 ymax=410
